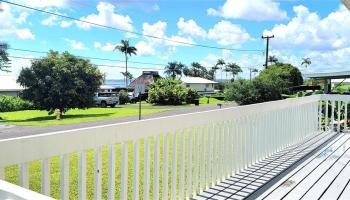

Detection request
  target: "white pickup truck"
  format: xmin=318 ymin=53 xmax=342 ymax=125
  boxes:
xmin=94 ymin=92 xmax=119 ymax=108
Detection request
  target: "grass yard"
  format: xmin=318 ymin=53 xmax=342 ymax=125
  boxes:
xmin=4 ymin=130 xmax=209 ymax=199
xmin=0 ymin=108 xmax=169 ymax=126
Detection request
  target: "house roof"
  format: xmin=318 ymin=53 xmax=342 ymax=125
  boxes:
xmin=0 ymin=76 xmax=24 ymax=91
xmin=343 ymin=0 xmax=350 ymax=10
xmin=181 ymin=77 xmax=218 ymax=84
xmin=128 ymin=71 xmax=161 ymax=89
xmin=305 ymin=71 xmax=350 ymax=80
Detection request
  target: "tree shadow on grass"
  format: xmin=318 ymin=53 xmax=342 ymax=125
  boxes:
xmin=1 ymin=113 xmax=115 ymax=123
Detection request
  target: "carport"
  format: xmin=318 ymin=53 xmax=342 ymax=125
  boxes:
xmin=306 ymin=71 xmax=350 ymax=94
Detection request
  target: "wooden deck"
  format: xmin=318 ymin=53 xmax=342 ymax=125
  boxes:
xmin=258 ymin=132 xmax=350 ymax=200
xmin=193 ymin=131 xmax=340 ymax=200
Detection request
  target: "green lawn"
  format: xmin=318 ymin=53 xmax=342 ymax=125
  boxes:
xmin=0 ymin=108 xmax=169 ymax=126
xmin=4 ymin=130 xmax=208 ymax=199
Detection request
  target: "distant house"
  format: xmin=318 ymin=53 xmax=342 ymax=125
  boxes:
xmin=0 ymin=76 xmax=24 ymax=97
xmin=128 ymin=71 xmax=161 ymax=91
xmin=181 ymin=77 xmax=218 ymax=94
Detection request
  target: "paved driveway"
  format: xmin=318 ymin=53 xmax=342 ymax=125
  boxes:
xmin=0 ymin=103 xmax=237 ymax=140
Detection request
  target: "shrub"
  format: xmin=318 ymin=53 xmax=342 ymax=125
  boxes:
xmin=0 ymin=96 xmax=34 ymax=112
xmin=147 ymin=78 xmax=198 ymax=105
xmin=225 ymin=80 xmax=258 ymax=105
xmin=225 ymin=78 xmax=282 ymax=105
xmin=118 ymin=90 xmax=129 ymax=105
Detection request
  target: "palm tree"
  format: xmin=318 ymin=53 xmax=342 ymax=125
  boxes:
xmin=225 ymin=63 xmax=242 ymax=81
xmin=191 ymin=62 xmax=207 ymax=78
xmin=121 ymin=72 xmax=134 ymax=84
xmin=268 ymin=55 xmax=278 ymax=65
xmin=114 ymin=40 xmax=137 ymax=87
xmin=164 ymin=61 xmax=184 ymax=79
xmin=301 ymin=58 xmax=311 ymax=69
xmin=215 ymin=59 xmax=225 ymax=81
xmin=0 ymin=42 xmax=10 ymax=72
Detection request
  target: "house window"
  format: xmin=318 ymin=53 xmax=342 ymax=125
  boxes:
xmin=186 ymin=84 xmax=190 ymax=87
xmin=205 ymin=84 xmax=210 ymax=88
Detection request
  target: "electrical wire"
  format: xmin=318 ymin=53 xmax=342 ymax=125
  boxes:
xmin=0 ymin=0 xmax=264 ymax=53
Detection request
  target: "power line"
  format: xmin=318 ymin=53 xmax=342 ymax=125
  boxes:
xmin=8 ymin=48 xmax=167 ymax=66
xmin=7 ymin=56 xmax=165 ymax=70
xmin=0 ymin=0 xmax=264 ymax=53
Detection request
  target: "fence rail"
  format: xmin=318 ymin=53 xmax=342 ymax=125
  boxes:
xmin=0 ymin=94 xmax=346 ymax=199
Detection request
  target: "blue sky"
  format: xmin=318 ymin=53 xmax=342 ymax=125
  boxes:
xmin=0 ymin=0 xmax=349 ymax=79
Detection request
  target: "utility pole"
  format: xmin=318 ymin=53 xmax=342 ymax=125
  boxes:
xmin=262 ymin=35 xmax=274 ymax=69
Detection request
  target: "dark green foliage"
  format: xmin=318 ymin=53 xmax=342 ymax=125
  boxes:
xmin=0 ymin=42 xmax=10 ymax=72
xmin=0 ymin=96 xmax=34 ymax=112
xmin=259 ymin=63 xmax=303 ymax=93
xmin=225 ymin=63 xmax=302 ymax=105
xmin=225 ymin=80 xmax=259 ymax=105
xmin=118 ymin=90 xmax=129 ymax=105
xmin=164 ymin=61 xmax=185 ymax=79
xmin=183 ymin=62 xmax=210 ymax=79
xmin=147 ymin=78 xmax=198 ymax=105
xmin=17 ymin=51 xmax=103 ymax=114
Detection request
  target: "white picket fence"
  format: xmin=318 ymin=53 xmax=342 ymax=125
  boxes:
xmin=0 ymin=94 xmax=347 ymax=199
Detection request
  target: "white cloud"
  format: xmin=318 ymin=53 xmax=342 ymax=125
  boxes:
xmin=135 ymin=41 xmax=156 ymax=56
xmin=64 ymin=38 xmax=88 ymax=50
xmin=136 ymin=20 xmax=197 ymax=58
xmin=207 ymin=0 xmax=287 ymax=21
xmin=60 ymin=21 xmax=72 ymax=28
xmin=264 ymin=5 xmax=350 ymax=51
xmin=93 ymin=42 xmax=117 ymax=51
xmin=15 ymin=28 xmax=35 ymax=39
xmin=207 ymin=20 xmax=250 ymax=46
xmin=15 ymin=0 xmax=69 ymax=8
xmin=76 ymin=2 xmax=134 ymax=33
xmin=41 ymin=15 xmax=58 ymax=26
xmin=94 ymin=42 xmax=102 ymax=49
xmin=177 ymin=17 xmax=206 ymax=38
xmin=0 ymin=3 xmax=34 ymax=40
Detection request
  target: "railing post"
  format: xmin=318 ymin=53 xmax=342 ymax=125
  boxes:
xmin=132 ymin=140 xmax=140 ymax=200
xmin=318 ymin=100 xmax=322 ymax=131
xmin=94 ymin=147 xmax=102 ymax=200
xmin=331 ymin=100 xmax=335 ymax=132
xmin=41 ymin=158 xmax=50 ymax=196
xmin=78 ymin=151 xmax=86 ymax=200
xmin=345 ymin=102 xmax=348 ymax=131
xmin=120 ymin=143 xmax=128 ymax=200
xmin=60 ymin=154 xmax=69 ymax=200
xmin=338 ymin=101 xmax=341 ymax=133
xmin=325 ymin=100 xmax=329 ymax=129
xmin=108 ymin=145 xmax=116 ymax=200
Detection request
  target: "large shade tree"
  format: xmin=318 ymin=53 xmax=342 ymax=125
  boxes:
xmin=114 ymin=40 xmax=137 ymax=87
xmin=164 ymin=61 xmax=185 ymax=79
xmin=0 ymin=42 xmax=10 ymax=72
xmin=17 ymin=51 xmax=103 ymax=117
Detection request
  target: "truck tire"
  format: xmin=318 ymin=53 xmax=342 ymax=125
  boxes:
xmin=101 ymin=101 xmax=107 ymax=108
xmin=110 ymin=104 xmax=116 ymax=108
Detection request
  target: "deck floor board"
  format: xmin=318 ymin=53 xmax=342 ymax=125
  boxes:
xmin=192 ymin=131 xmax=338 ymax=200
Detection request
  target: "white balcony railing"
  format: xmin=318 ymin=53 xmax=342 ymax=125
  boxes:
xmin=0 ymin=94 xmax=347 ymax=199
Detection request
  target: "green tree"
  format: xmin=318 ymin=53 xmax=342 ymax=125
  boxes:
xmin=17 ymin=51 xmax=103 ymax=117
xmin=147 ymin=78 xmax=198 ymax=105
xmin=121 ymin=71 xmax=134 ymax=85
xmin=268 ymin=55 xmax=279 ymax=65
xmin=183 ymin=62 xmax=209 ymax=78
xmin=215 ymin=59 xmax=225 ymax=81
xmin=0 ymin=42 xmax=10 ymax=72
xmin=301 ymin=57 xmax=311 ymax=69
xmin=164 ymin=61 xmax=185 ymax=79
xmin=258 ymin=63 xmax=303 ymax=93
xmin=224 ymin=63 xmax=242 ymax=81
xmin=114 ymin=40 xmax=137 ymax=87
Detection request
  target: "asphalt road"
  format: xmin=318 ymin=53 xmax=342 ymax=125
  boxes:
xmin=0 ymin=103 xmax=237 ymax=140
